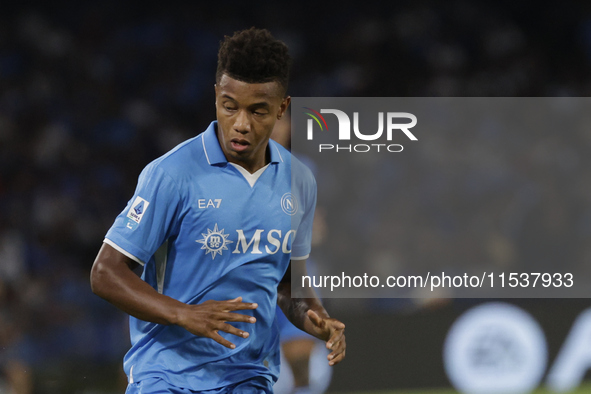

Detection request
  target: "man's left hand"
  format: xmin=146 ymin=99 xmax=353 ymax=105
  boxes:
xmin=306 ymin=309 xmax=346 ymax=366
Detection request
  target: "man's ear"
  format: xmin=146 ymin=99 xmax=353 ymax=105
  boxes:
xmin=278 ymin=96 xmax=291 ymax=119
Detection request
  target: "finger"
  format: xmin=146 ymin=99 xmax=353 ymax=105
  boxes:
xmin=328 ymin=350 xmax=346 ymax=366
xmin=202 ymin=297 xmax=245 ymax=307
xmin=327 ymin=329 xmax=344 ymax=349
xmin=218 ymin=322 xmax=250 ymax=339
xmin=306 ymin=310 xmax=324 ymax=328
xmin=328 ymin=338 xmax=346 ymax=358
xmin=215 ymin=312 xmax=257 ymax=323
xmin=331 ymin=319 xmax=346 ymax=330
xmin=210 ymin=331 xmax=237 ymax=349
xmin=221 ymin=301 xmax=258 ymax=312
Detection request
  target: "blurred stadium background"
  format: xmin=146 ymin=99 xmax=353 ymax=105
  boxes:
xmin=2 ymin=1 xmax=591 ymax=393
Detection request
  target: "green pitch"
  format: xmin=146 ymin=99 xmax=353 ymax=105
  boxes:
xmin=338 ymin=382 xmax=591 ymax=394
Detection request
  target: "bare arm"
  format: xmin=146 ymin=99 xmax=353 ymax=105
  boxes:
xmin=90 ymin=243 xmax=257 ymax=348
xmin=277 ymin=260 xmax=346 ymax=366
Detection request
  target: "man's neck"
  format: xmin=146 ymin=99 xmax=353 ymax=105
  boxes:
xmin=232 ymin=146 xmax=270 ymax=174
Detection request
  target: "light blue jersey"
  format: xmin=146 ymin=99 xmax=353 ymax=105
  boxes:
xmin=104 ymin=121 xmax=316 ymax=391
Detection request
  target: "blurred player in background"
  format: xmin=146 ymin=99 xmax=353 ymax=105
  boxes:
xmin=271 ymin=115 xmax=333 ymax=394
xmin=90 ymin=28 xmax=345 ymax=393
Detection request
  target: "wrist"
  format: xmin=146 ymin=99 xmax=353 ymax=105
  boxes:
xmin=166 ymin=298 xmax=188 ymax=326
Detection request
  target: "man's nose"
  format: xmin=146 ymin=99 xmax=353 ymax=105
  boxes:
xmin=233 ymin=110 xmax=251 ymax=134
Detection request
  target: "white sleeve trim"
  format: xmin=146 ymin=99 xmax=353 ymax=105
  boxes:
xmin=103 ymin=238 xmax=145 ymax=266
xmin=291 ymin=254 xmax=309 ymax=261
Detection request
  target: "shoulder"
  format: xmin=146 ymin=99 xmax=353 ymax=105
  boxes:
xmin=141 ymin=133 xmax=206 ymax=183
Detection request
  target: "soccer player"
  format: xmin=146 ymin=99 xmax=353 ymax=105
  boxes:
xmin=90 ymin=28 xmax=346 ymax=393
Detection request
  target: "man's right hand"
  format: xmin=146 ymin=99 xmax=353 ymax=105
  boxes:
xmin=176 ymin=296 xmax=258 ymax=349
xmin=91 ymin=244 xmax=257 ymax=350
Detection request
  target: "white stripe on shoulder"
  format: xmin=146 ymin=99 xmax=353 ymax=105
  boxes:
xmin=291 ymin=254 xmax=309 ymax=261
xmin=273 ymin=144 xmax=284 ymax=162
xmin=103 ymin=238 xmax=145 ymax=266
xmin=201 ymin=134 xmax=211 ymax=165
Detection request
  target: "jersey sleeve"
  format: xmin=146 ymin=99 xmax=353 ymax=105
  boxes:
xmin=105 ymin=163 xmax=181 ymax=265
xmin=291 ymin=172 xmax=317 ymax=260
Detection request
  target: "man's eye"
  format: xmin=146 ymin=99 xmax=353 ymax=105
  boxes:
xmin=254 ymin=111 xmax=267 ymax=116
xmin=225 ymin=106 xmax=236 ymax=111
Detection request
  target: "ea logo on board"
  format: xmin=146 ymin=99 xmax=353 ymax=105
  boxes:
xmin=281 ymin=193 xmax=298 ymax=216
xmin=443 ymin=303 xmax=547 ymax=394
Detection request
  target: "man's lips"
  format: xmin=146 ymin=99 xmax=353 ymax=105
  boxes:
xmin=230 ymin=138 xmax=250 ymax=152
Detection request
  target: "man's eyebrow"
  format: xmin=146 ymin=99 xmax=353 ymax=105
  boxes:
xmin=249 ymin=102 xmax=271 ymax=108
xmin=219 ymin=95 xmax=269 ymax=107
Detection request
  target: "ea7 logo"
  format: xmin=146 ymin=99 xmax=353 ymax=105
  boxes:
xmin=306 ymin=109 xmax=417 ymax=141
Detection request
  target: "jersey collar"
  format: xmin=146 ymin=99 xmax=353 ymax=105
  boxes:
xmin=202 ymin=121 xmax=284 ymax=166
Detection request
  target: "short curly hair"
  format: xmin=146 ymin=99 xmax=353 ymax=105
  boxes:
xmin=216 ymin=27 xmax=291 ymax=95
